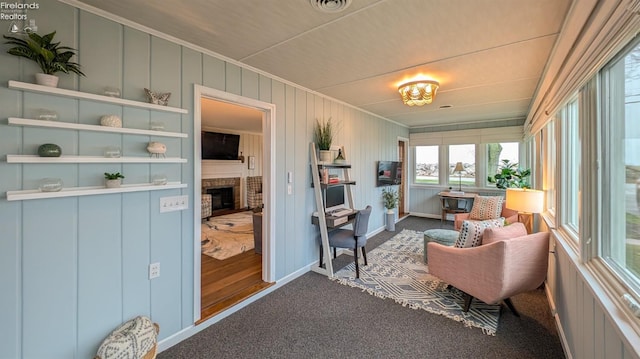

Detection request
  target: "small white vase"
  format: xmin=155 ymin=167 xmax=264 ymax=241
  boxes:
xmin=35 ymin=73 xmax=59 ymax=87
xmin=319 ymin=150 xmax=333 ymax=163
xmin=106 ymin=179 xmax=121 ymax=188
xmin=386 ymin=210 xmax=395 ymax=232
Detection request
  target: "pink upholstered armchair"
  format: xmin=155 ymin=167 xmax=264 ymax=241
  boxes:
xmin=427 ymin=231 xmax=549 ymax=315
xmin=454 ymin=201 xmax=518 ymax=231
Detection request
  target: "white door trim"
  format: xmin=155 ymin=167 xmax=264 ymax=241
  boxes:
xmin=193 ymin=84 xmax=276 ymax=323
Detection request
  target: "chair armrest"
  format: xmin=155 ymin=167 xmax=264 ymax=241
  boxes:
xmin=454 ymin=213 xmax=470 ymax=230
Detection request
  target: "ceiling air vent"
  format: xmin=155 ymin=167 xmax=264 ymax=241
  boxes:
xmin=310 ymin=0 xmax=352 ymax=13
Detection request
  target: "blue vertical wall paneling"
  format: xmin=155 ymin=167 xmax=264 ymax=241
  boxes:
xmin=271 ymin=80 xmax=287 ymax=278
xmin=22 ymin=198 xmax=78 ymax=359
xmin=77 ymin=195 xmax=124 ymax=358
xmin=0 ymin=1 xmax=411 ymax=357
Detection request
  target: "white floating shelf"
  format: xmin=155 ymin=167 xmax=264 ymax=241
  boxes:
xmin=6 ymin=155 xmax=187 ymax=163
xmin=8 ymin=118 xmax=188 ymax=138
xmin=8 ymin=81 xmax=188 ymax=114
xmin=6 ymin=182 xmax=187 ymax=201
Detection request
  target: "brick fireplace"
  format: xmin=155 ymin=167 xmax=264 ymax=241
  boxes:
xmin=202 ymin=177 xmax=241 ymax=212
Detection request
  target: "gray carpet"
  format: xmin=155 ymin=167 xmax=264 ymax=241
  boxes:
xmin=159 ymin=216 xmax=565 ymax=359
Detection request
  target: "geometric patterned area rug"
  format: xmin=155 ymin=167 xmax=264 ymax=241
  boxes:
xmin=331 ymin=229 xmax=501 ymax=335
xmin=201 ymin=211 xmax=254 ymax=260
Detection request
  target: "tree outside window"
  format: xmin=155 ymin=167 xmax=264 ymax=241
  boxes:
xmin=486 ymin=142 xmax=520 ymax=186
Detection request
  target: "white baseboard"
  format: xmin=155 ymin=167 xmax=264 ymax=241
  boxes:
xmin=544 ymin=281 xmax=572 ymax=359
xmin=408 ymin=212 xmax=442 ymax=220
xmin=157 ymin=264 xmax=312 ymax=353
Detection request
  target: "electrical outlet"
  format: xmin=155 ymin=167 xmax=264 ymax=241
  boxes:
xmin=160 ymin=195 xmax=189 ymax=213
xmin=149 ymin=262 xmax=160 ymax=279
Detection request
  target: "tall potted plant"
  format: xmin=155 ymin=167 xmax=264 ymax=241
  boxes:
xmin=314 ymin=118 xmax=334 ymax=162
xmin=4 ymin=31 xmax=85 ymax=87
xmin=487 ymin=159 xmax=531 ymax=189
xmin=382 ymin=186 xmax=399 ymax=231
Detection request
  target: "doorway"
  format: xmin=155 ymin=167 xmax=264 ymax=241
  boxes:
xmin=193 ymin=85 xmax=276 ymax=324
xmin=398 ymin=138 xmax=409 ymax=218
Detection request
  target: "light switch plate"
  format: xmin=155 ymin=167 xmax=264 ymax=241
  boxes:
xmin=160 ymin=195 xmax=189 ymax=213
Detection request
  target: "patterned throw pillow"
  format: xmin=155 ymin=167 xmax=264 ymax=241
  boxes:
xmin=454 ymin=218 xmax=505 ymax=248
xmin=469 ymin=196 xmax=503 ymax=220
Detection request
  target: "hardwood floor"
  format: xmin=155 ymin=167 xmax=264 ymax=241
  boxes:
xmin=199 ymin=250 xmax=272 ymax=323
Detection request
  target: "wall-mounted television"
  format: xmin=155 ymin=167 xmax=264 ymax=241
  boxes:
xmin=377 ymin=160 xmax=402 ymax=186
xmin=201 ymin=131 xmax=240 ymax=160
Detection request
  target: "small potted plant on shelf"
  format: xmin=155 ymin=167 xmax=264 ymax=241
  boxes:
xmin=314 ymin=118 xmax=334 ymax=163
xmin=3 ymin=31 xmax=86 ymax=87
xmin=382 ymin=186 xmax=399 ymax=231
xmin=104 ymin=172 xmax=125 ymax=188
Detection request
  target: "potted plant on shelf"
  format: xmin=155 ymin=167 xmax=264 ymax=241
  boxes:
xmin=4 ymin=31 xmax=86 ymax=87
xmin=104 ymin=172 xmax=125 ymax=188
xmin=487 ymin=159 xmax=531 ymax=189
xmin=314 ymin=118 xmax=334 ymax=163
xmin=382 ymin=186 xmax=399 ymax=231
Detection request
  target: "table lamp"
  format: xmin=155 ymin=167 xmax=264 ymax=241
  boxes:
xmin=505 ymin=188 xmax=544 ymax=234
xmin=452 ymin=162 xmax=464 ymax=192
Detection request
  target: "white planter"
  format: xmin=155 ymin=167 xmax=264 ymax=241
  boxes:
xmin=386 ymin=209 xmax=395 ymax=232
xmin=34 ymin=73 xmax=59 ymax=87
xmin=319 ymin=150 xmax=333 ymax=163
xmin=106 ymin=179 xmax=122 ymax=188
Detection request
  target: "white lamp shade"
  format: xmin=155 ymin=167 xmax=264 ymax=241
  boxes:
xmin=452 ymin=162 xmax=464 ymax=173
xmin=505 ymin=188 xmax=544 ymax=213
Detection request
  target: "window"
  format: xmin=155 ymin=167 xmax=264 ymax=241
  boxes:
xmin=542 ymin=120 xmax=557 ymax=217
xmin=415 ymin=146 xmax=439 ymax=185
xmin=449 ymin=144 xmax=475 ymax=188
xmin=602 ymin=40 xmax=640 ymax=285
xmin=562 ymin=99 xmax=580 ymax=234
xmin=486 ymin=142 xmax=520 ymax=186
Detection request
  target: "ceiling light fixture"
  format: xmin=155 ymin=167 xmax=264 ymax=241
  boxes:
xmin=398 ymin=80 xmax=440 ymax=106
xmin=310 ymin=0 xmax=352 ymax=13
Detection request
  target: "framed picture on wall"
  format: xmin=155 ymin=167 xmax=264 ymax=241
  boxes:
xmin=248 ymin=156 xmax=255 ymax=170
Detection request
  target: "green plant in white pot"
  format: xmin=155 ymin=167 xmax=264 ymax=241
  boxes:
xmin=104 ymin=172 xmax=124 ymax=188
xmin=314 ymin=118 xmax=334 ymax=162
xmin=4 ymin=31 xmax=85 ymax=87
xmin=382 ymin=186 xmax=399 ymax=231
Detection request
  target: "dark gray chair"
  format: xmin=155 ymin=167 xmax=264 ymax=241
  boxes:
xmin=318 ymin=205 xmax=372 ymax=278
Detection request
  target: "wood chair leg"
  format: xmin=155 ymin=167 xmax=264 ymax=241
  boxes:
xmin=319 ymin=245 xmax=323 ymax=268
xmin=463 ymin=293 xmax=473 ymax=312
xmin=503 ymin=298 xmax=520 ymax=317
xmin=361 ymin=246 xmax=368 ymax=266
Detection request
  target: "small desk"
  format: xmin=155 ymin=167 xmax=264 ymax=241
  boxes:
xmin=311 ymin=211 xmax=357 ymax=228
xmin=438 ymin=192 xmax=477 ymax=222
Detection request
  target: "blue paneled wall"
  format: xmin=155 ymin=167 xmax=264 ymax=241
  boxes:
xmin=0 ymin=1 xmax=408 ymax=358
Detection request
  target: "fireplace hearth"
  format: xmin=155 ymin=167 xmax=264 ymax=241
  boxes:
xmin=202 ymin=177 xmax=241 ymax=215
xmin=207 ymin=187 xmax=234 ymax=211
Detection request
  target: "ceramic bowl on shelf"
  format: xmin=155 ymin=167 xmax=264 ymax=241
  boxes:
xmin=37 ymin=143 xmax=62 ymax=157
xmin=104 ymin=146 xmax=122 ymax=158
xmin=152 ymin=174 xmax=168 ymax=185
xmin=35 ymin=108 xmax=58 ymax=121
xmin=103 ymin=87 xmax=121 ymax=98
xmin=39 ymin=178 xmax=63 ymax=192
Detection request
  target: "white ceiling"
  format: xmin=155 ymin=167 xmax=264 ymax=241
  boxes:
xmin=77 ymin=0 xmax=572 ymax=130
